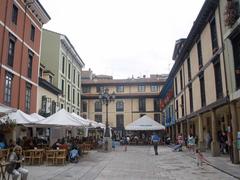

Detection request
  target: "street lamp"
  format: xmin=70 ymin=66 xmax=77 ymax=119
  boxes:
xmin=99 ymin=88 xmax=115 ymax=151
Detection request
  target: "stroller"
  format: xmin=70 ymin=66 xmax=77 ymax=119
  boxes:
xmin=69 ymin=149 xmax=80 ymax=163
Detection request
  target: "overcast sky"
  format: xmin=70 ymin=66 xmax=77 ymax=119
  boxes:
xmin=39 ymin=0 xmax=205 ymax=79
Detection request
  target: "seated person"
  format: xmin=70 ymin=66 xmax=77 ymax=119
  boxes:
xmin=7 ymin=145 xmax=28 ymax=180
xmin=52 ymin=139 xmax=61 ymax=149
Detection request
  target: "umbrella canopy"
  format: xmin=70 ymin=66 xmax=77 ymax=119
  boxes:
xmin=0 ymin=104 xmax=17 ymax=116
xmin=125 ymin=115 xmax=165 ymax=131
xmin=71 ymin=113 xmax=91 ymax=127
xmin=8 ymin=110 xmax=37 ymax=125
xmin=37 ymin=109 xmax=85 ymax=127
xmin=30 ymin=113 xmax=45 ymax=121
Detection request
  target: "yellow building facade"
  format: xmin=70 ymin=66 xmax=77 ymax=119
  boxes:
xmin=81 ymin=73 xmax=166 ymax=137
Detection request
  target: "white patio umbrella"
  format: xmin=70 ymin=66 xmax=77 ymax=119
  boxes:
xmin=30 ymin=113 xmax=45 ymax=121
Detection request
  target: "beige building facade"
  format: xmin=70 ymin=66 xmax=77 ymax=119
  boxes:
xmin=161 ymin=0 xmax=237 ymax=162
xmin=81 ymin=72 xmax=166 ymax=137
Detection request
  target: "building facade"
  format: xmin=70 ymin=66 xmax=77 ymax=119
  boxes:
xmin=163 ymin=0 xmax=227 ymax=154
xmin=0 ymin=0 xmax=50 ymax=113
xmin=81 ymin=72 xmax=166 ymax=138
xmin=37 ymin=63 xmax=62 ymax=117
xmin=40 ymin=29 xmax=85 ymax=115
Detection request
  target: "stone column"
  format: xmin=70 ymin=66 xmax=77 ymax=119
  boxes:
xmin=187 ymin=119 xmax=190 ymax=136
xmin=230 ymin=102 xmax=239 ymax=164
xmin=198 ymin=114 xmax=204 ymax=151
xmin=180 ymin=122 xmax=183 ymax=135
xmin=211 ymin=109 xmax=220 ymax=156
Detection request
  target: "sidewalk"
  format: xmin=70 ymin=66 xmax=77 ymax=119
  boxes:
xmin=182 ymin=147 xmax=240 ymax=179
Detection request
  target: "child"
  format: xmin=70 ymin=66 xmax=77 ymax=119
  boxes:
xmin=196 ymin=149 xmax=210 ymax=167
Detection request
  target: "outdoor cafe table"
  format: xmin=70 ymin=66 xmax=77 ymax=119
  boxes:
xmin=0 ymin=161 xmax=10 ymax=180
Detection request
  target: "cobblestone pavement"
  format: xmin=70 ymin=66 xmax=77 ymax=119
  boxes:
xmin=26 ymin=146 xmax=237 ymax=180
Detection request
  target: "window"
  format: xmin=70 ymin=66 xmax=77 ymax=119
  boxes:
xmin=67 ymin=107 xmax=70 ymax=112
xmin=95 ymin=115 xmax=102 ymax=123
xmin=82 ymin=86 xmax=91 ymax=93
xmin=151 ymin=84 xmax=158 ymax=92
xmin=180 ymin=69 xmax=183 ymax=90
xmin=62 ymin=56 xmax=65 ymax=74
xmin=52 ymin=101 xmax=56 ymax=114
xmin=4 ymin=72 xmax=13 ymax=105
xmin=181 ymin=95 xmax=184 ymax=117
xmin=116 ymin=114 xmax=124 ymax=129
xmin=139 ymin=98 xmax=146 ymax=112
xmin=39 ymin=67 xmax=43 ymax=77
xmin=61 ymin=79 xmax=65 ymax=95
xmin=174 ymin=77 xmax=178 ymax=95
xmin=116 ymin=85 xmax=124 ymax=92
xmin=154 ymin=114 xmax=160 ymax=123
xmin=82 ymin=101 xmax=87 ymax=112
xmin=49 ymin=75 xmax=53 ymax=84
xmin=27 ymin=50 xmax=33 ymax=78
xmin=213 ymin=56 xmax=223 ymax=99
xmin=210 ymin=17 xmax=218 ymax=53
xmin=77 ymin=92 xmax=80 ymax=107
xmin=68 ymin=84 xmax=70 ymax=101
xmin=199 ymin=73 xmax=206 ymax=107
xmin=68 ymin=63 xmax=71 ymax=79
xmin=187 ymin=57 xmax=191 ymax=81
xmin=41 ymin=96 xmax=47 ymax=112
xmin=12 ymin=4 xmax=18 ymax=24
xmin=30 ymin=25 xmax=35 ymax=41
xmin=231 ymin=33 xmax=240 ymax=90
xmin=60 ymin=104 xmax=64 ymax=109
xmin=154 ymin=98 xmax=160 ymax=112
xmin=189 ymin=84 xmax=193 ymax=113
xmin=95 ymin=101 xmax=102 ymax=112
xmin=78 ymin=73 xmax=80 ymax=88
xmin=176 ymin=100 xmax=179 ymax=119
xmin=73 ymin=69 xmax=76 ymax=83
xmin=138 ymin=85 xmax=145 ymax=92
xmin=197 ymin=40 xmax=203 ymax=68
xmin=25 ymin=83 xmax=32 ymax=113
xmin=8 ymin=34 xmax=16 ymax=67
xmin=72 ymin=89 xmax=75 ymax=104
xmin=116 ymin=101 xmax=124 ymax=112
xmin=96 ymin=85 xmax=104 ymax=93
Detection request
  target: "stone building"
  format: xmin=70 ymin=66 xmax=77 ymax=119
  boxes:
xmin=81 ymin=71 xmax=166 ymax=138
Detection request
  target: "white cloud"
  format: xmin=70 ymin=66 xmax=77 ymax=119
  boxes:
xmin=40 ymin=0 xmax=205 ymax=79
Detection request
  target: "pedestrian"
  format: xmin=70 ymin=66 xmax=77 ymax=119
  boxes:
xmin=123 ymin=136 xmax=128 ymax=152
xmin=151 ymin=132 xmax=160 ymax=155
xmin=7 ymin=145 xmax=29 ymax=180
xmin=195 ymin=148 xmax=210 ymax=167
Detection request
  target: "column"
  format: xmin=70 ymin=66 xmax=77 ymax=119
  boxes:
xmin=187 ymin=119 xmax=190 ymax=136
xmin=230 ymin=102 xmax=239 ymax=164
xmin=211 ymin=109 xmax=220 ymax=156
xmin=180 ymin=122 xmax=183 ymax=135
xmin=198 ymin=114 xmax=204 ymax=151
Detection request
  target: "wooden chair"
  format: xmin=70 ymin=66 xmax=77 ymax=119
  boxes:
xmin=31 ymin=150 xmax=44 ymax=165
xmin=55 ymin=150 xmax=66 ymax=165
xmin=45 ymin=150 xmax=55 ymax=165
xmin=23 ymin=150 xmax=33 ymax=165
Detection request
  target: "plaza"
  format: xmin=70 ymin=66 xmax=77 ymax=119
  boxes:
xmin=26 ymin=145 xmax=238 ymax=180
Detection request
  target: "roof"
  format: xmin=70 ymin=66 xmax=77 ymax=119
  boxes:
xmin=82 ymin=77 xmax=166 ymax=86
xmin=39 ymin=78 xmax=62 ymax=95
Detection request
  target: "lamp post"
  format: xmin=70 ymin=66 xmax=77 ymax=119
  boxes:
xmin=99 ymin=88 xmax=115 ymax=151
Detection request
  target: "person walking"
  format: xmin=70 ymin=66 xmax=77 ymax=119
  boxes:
xmin=151 ymin=133 xmax=160 ymax=155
